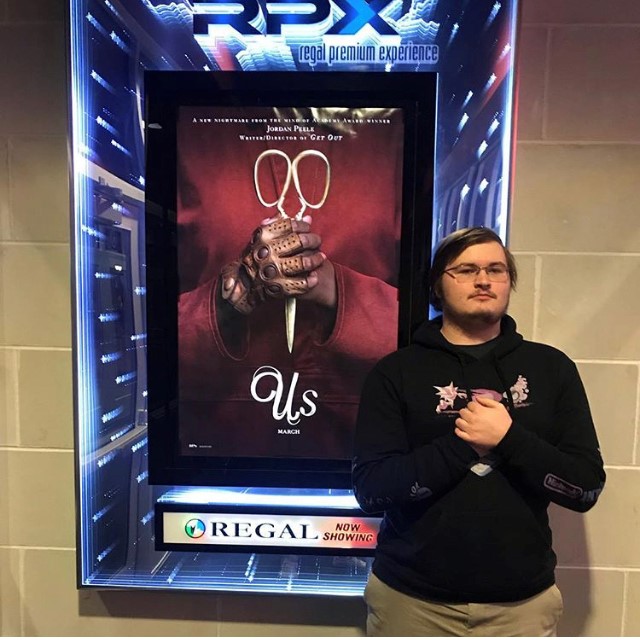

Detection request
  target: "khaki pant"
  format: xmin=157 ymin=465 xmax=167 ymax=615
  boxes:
xmin=365 ymin=572 xmax=563 ymax=637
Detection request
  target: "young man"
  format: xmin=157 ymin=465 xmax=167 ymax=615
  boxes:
xmin=353 ymin=227 xmax=605 ymax=637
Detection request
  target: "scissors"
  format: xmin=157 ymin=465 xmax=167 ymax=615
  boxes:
xmin=254 ymin=149 xmax=331 ymax=353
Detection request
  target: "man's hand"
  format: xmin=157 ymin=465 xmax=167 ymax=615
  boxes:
xmin=220 ymin=215 xmax=336 ymax=314
xmin=454 ymin=396 xmax=512 ymax=450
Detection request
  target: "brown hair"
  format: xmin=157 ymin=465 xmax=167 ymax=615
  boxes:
xmin=428 ymin=227 xmax=517 ymax=311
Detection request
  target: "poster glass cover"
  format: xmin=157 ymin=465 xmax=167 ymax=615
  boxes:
xmin=145 ymin=72 xmax=436 ymax=487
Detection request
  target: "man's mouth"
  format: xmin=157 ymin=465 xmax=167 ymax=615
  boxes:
xmin=470 ymin=293 xmax=496 ymax=299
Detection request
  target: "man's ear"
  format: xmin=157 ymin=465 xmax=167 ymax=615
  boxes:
xmin=431 ymin=280 xmax=443 ymax=309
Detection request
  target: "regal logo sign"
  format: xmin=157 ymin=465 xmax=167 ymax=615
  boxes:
xmin=161 ymin=511 xmax=381 ymax=552
xmin=191 ymin=0 xmax=440 ymax=69
xmin=193 ymin=0 xmax=399 ymax=36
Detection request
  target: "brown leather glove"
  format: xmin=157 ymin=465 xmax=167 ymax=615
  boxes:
xmin=220 ymin=217 xmax=323 ymax=315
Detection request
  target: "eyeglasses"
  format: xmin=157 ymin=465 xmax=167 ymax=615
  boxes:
xmin=443 ymin=263 xmax=510 ymax=283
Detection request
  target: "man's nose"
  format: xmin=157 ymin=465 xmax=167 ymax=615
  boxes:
xmin=474 ymin=268 xmax=491 ymax=285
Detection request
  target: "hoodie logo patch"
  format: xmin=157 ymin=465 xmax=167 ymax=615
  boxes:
xmin=434 ymin=375 xmax=530 ymax=414
xmin=409 ymin=482 xmax=432 ymax=500
xmin=543 ymin=474 xmax=582 ymax=499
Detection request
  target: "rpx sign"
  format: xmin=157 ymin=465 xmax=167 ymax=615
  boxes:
xmin=193 ymin=0 xmax=398 ymax=36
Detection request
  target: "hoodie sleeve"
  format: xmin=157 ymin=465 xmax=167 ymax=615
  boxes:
xmin=352 ymin=358 xmax=479 ymax=514
xmin=494 ymin=357 xmax=605 ymax=512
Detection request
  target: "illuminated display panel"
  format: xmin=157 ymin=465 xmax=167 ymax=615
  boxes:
xmin=144 ymin=71 xmax=436 ymax=489
xmin=70 ymin=0 xmax=519 ymax=593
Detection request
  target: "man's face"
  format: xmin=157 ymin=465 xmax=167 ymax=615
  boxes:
xmin=438 ymin=241 xmax=512 ymax=327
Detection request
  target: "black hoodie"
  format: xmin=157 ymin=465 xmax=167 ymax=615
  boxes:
xmin=353 ymin=315 xmax=605 ymax=603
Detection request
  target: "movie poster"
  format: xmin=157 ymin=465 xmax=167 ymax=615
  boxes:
xmin=177 ymin=105 xmax=404 ymax=459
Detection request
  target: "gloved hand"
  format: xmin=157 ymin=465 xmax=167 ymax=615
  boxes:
xmin=220 ymin=216 xmax=325 ymax=315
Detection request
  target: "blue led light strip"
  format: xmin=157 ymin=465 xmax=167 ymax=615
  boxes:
xmin=70 ymin=0 xmax=98 ymax=582
xmin=500 ymin=10 xmax=519 ymax=241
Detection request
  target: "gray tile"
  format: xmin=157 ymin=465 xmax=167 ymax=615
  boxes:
xmin=512 ymin=144 xmax=640 ymax=253
xmin=0 ymin=449 xmax=75 ymax=547
xmin=522 ymin=0 xmax=640 ymax=24
xmin=0 ymin=24 xmax=67 ymax=135
xmin=0 ymin=137 xmax=9 ymax=239
xmin=549 ymin=468 xmax=640 ymax=568
xmin=576 ymin=362 xmax=637 ymax=466
xmin=0 ymin=244 xmax=71 ymax=348
xmin=508 ymin=253 xmax=535 ymax=340
xmin=8 ymin=136 xmax=69 ymax=242
xmin=515 ymin=27 xmax=547 ymax=141
xmin=537 ymin=255 xmax=640 ymax=360
xmin=0 ymin=548 xmax=21 ymax=636
xmin=626 ymin=572 xmax=640 ymax=636
xmin=0 ymin=348 xmax=18 ymax=445
xmin=555 ymin=568 xmax=624 ymax=637
xmin=18 ymin=349 xmax=73 ymax=448
xmin=547 ymin=27 xmax=640 ymax=141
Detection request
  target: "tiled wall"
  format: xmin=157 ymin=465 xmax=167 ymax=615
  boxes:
xmin=1 ymin=0 xmax=638 ymax=636
xmin=507 ymin=1 xmax=640 ymax=636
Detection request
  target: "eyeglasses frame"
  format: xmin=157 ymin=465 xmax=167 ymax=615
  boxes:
xmin=442 ymin=263 xmax=511 ymax=283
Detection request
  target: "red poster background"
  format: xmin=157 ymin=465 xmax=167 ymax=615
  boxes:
xmin=177 ymin=105 xmax=404 ymax=459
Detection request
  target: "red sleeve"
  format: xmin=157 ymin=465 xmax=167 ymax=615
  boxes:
xmin=313 ymin=262 xmax=398 ymax=371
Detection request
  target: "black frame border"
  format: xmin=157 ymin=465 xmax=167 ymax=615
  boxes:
xmin=145 ymin=71 xmax=437 ymax=489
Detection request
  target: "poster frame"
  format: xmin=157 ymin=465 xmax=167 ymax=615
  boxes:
xmin=145 ymin=70 xmax=437 ymax=488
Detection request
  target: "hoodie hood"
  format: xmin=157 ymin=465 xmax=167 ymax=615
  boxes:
xmin=412 ymin=314 xmax=524 ymax=412
xmin=412 ymin=314 xmax=523 ymax=360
